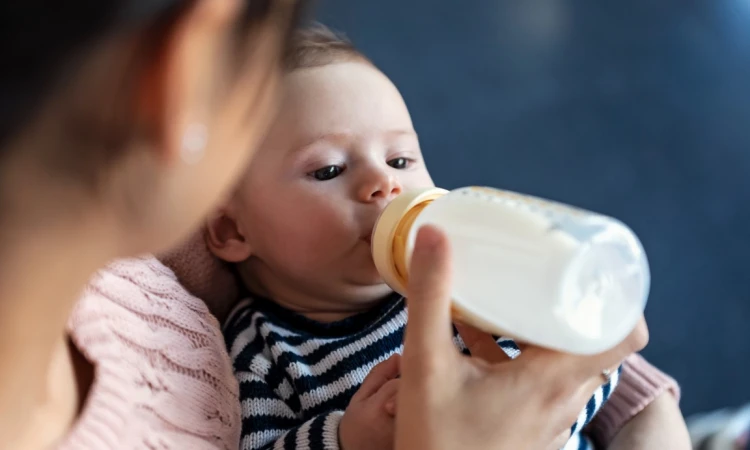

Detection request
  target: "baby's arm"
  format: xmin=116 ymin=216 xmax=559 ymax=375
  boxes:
xmin=237 ymin=369 xmax=343 ymax=450
xmin=586 ymin=353 xmax=690 ymax=449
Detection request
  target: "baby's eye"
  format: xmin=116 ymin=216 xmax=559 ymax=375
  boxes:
xmin=388 ymin=157 xmax=411 ymax=169
xmin=310 ymin=165 xmax=344 ymax=181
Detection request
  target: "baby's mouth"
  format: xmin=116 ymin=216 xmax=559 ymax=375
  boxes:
xmin=361 ymin=226 xmax=375 ymax=246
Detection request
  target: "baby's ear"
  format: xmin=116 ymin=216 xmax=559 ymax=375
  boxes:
xmin=205 ymin=206 xmax=253 ymax=263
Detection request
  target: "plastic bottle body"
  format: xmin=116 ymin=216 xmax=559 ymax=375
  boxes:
xmin=372 ymin=186 xmax=650 ymax=355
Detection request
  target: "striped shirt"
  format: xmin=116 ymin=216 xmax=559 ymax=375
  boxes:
xmin=224 ymin=293 xmax=620 ymax=450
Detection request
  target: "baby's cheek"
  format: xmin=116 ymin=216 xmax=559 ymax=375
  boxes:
xmin=401 ymin=168 xmax=436 ymax=191
xmin=305 ymin=226 xmax=353 ymax=262
xmin=276 ymin=194 xmax=361 ymax=262
xmin=278 ymin=221 xmax=350 ymax=267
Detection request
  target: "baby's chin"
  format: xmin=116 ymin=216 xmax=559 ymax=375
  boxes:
xmin=344 ymin=279 xmax=394 ymax=304
xmin=343 ymin=257 xmax=396 ymax=297
xmin=347 ymin=253 xmax=379 ymax=279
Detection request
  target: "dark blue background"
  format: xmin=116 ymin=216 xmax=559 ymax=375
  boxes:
xmin=317 ymin=0 xmax=750 ymax=416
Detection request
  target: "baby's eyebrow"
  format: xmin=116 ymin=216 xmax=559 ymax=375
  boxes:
xmin=295 ymin=129 xmax=419 ymax=152
xmin=297 ymin=132 xmax=353 ymax=151
xmin=384 ymin=129 xmax=419 ymax=141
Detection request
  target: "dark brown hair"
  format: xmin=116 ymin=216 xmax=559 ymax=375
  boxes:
xmin=0 ymin=0 xmax=310 ymax=163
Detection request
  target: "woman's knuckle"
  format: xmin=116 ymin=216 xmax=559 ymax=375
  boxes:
xmin=632 ymin=321 xmax=650 ymax=350
xmin=544 ymin=382 xmax=572 ymax=406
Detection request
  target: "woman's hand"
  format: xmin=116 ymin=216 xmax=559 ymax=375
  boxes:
xmin=396 ymin=225 xmax=649 ymax=450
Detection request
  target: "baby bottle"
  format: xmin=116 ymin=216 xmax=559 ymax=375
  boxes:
xmin=371 ymin=186 xmax=650 ymax=355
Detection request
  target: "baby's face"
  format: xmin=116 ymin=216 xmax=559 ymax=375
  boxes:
xmin=224 ymin=61 xmax=434 ymax=310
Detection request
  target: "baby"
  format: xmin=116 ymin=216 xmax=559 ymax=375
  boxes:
xmin=209 ymin=25 xmax=640 ymax=450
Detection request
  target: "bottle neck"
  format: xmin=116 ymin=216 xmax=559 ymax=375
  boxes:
xmin=391 ymin=200 xmax=466 ymax=324
xmin=392 ymin=201 xmax=433 ymax=289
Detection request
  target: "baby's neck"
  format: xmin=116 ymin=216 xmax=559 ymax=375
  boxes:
xmin=278 ymin=302 xmax=372 ymax=323
xmin=240 ymin=268 xmax=394 ymax=323
xmin=261 ymin=288 xmax=394 ymax=323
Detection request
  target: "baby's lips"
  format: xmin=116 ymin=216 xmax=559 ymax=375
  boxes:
xmin=363 ymin=224 xmax=377 ymax=244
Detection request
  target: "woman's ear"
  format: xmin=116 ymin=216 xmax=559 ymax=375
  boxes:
xmin=135 ymin=0 xmax=242 ymax=166
xmin=205 ymin=206 xmax=254 ymax=263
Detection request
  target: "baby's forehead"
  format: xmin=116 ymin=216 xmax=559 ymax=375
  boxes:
xmin=276 ymin=67 xmax=411 ymax=134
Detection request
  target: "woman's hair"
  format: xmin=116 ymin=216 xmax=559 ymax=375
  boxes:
xmin=0 ymin=0 xmax=308 ymax=179
xmin=284 ymin=22 xmax=371 ymax=71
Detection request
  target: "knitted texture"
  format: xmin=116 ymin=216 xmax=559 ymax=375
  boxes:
xmin=586 ymin=352 xmax=681 ymax=446
xmin=58 ymin=256 xmax=241 ymax=450
xmin=224 ymin=294 xmax=621 ymax=450
xmin=158 ymin=228 xmax=240 ymax=323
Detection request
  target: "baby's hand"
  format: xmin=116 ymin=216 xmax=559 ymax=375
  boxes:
xmin=339 ymin=355 xmax=400 ymax=450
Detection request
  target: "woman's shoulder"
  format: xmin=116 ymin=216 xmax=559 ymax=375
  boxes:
xmin=59 ymin=255 xmax=241 ymax=450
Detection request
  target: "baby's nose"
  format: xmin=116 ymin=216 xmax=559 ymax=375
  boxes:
xmin=360 ymin=172 xmax=403 ymax=203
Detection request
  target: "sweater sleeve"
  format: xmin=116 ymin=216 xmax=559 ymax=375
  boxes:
xmin=237 ymin=371 xmax=343 ymax=450
xmin=585 ymin=353 xmax=681 ymax=447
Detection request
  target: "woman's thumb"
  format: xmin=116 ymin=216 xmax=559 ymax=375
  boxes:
xmin=403 ymin=225 xmax=456 ymax=369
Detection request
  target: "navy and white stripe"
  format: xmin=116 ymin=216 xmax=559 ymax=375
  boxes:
xmin=224 ymin=293 xmax=619 ymax=450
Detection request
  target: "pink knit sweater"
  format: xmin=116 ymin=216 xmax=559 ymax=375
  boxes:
xmin=60 ymin=257 xmax=241 ymax=449
xmin=58 ymin=249 xmax=680 ymax=449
